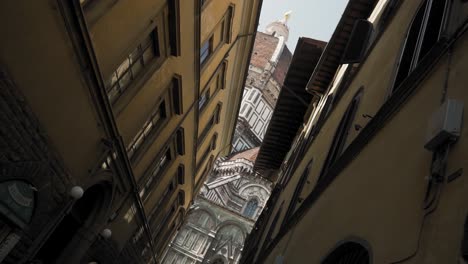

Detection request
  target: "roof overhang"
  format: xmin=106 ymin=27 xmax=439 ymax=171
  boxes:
xmin=254 ymin=38 xmax=326 ymax=174
xmin=306 ymin=0 xmax=378 ymax=95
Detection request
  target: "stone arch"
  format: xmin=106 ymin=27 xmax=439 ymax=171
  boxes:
xmin=214 ymin=221 xmax=247 ymax=243
xmin=322 ymin=239 xmax=371 ymax=264
xmin=0 ymin=179 xmax=37 ymax=229
xmin=33 ymin=180 xmax=113 ymax=263
xmin=206 ymin=222 xmax=247 ymax=263
xmin=0 ymin=161 xmax=70 ymax=231
xmin=188 ymin=208 xmax=217 ymax=231
xmin=238 ymin=183 xmax=270 ymax=196
xmin=80 ymin=170 xmax=115 ymax=227
xmin=239 ymin=184 xmax=270 ymax=216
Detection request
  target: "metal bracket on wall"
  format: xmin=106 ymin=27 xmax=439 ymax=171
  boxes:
xmin=447 ymin=168 xmax=463 ymax=183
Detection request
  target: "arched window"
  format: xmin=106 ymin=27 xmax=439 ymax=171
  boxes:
xmin=0 ymin=180 xmax=36 ymax=229
xmin=265 ymin=201 xmax=284 ymax=246
xmin=392 ymin=0 xmax=449 ymax=93
xmin=319 ymin=89 xmax=363 ymax=182
xmin=243 ymin=199 xmax=258 ymax=218
xmin=212 ymin=224 xmax=245 ymax=250
xmin=322 ymin=242 xmax=370 ymax=264
xmin=283 ymin=159 xmax=313 ymax=226
xmin=191 ymin=210 xmax=215 ymax=230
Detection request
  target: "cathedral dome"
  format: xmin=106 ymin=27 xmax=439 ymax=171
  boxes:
xmin=229 ymin=147 xmax=259 ymax=162
xmin=264 ymin=11 xmax=292 ymax=42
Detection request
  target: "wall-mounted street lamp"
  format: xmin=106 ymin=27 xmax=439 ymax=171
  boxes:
xmin=69 ymin=186 xmax=84 ymax=200
xmin=101 ymin=228 xmax=112 ymax=239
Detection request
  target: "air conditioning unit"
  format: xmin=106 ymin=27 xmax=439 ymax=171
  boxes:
xmin=424 ymin=99 xmax=463 ymax=151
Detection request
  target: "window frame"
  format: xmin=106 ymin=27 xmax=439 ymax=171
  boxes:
xmin=126 ymin=78 xmax=180 ymax=164
xmin=264 ymin=201 xmax=284 ymax=248
xmin=172 ymin=75 xmax=183 ymax=115
xmin=198 ymin=155 xmax=215 ymax=186
xmin=127 ymin=98 xmax=168 ymax=162
xmin=282 ymin=159 xmax=313 ymax=227
xmin=244 ymin=105 xmax=253 ymax=119
xmin=319 ymin=89 xmax=363 ymax=182
xmin=200 ymin=6 xmax=234 ymax=68
xmin=243 ymin=198 xmax=259 ymax=218
xmin=168 ymin=0 xmax=181 ymax=56
xmin=138 ymin=129 xmax=183 ymax=201
xmin=200 ymin=37 xmax=213 ymax=66
xmin=389 ymin=0 xmax=451 ymax=95
xmin=105 ymin=30 xmax=160 ymax=104
xmin=151 ymin=199 xmax=178 ymax=239
xmin=196 ymin=133 xmax=217 ymax=171
xmin=199 ymin=60 xmax=227 ymax=113
xmin=105 ymin=7 xmax=170 ymax=111
xmin=197 ymin=103 xmax=222 ymax=146
xmin=139 ymin=146 xmax=172 ymax=200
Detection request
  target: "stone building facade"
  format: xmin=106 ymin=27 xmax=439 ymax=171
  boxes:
xmin=232 ymin=16 xmax=292 ymax=152
xmin=162 ymin=148 xmax=271 ymax=263
xmin=0 ymin=1 xmax=262 ymax=263
xmin=243 ymin=0 xmax=468 ymax=263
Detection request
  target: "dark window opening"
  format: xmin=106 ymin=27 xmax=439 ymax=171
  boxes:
xmin=200 ymin=156 xmax=214 ymax=181
xmin=245 ymin=106 xmax=252 ymax=118
xmin=314 ymin=95 xmax=335 ymax=135
xmin=283 ymin=159 xmax=312 ymax=225
xmin=140 ymin=148 xmax=172 ymax=200
xmin=265 ymin=201 xmax=284 ymax=246
xmin=253 ymin=92 xmax=261 ymax=104
xmin=215 ymin=103 xmax=222 ymax=123
xmin=198 ymin=104 xmax=222 ymax=146
xmin=106 ymin=30 xmax=160 ymax=103
xmin=243 ymin=199 xmax=258 ymax=218
xmin=197 ymin=133 xmax=216 ymax=171
xmin=178 ymin=191 xmax=185 ymax=205
xmin=199 ymin=89 xmax=210 ymax=110
xmin=394 ymin=1 xmax=426 ymax=91
xmin=211 ymin=258 xmax=225 ymax=264
xmin=172 ymin=76 xmax=183 ymax=115
xmin=200 ymin=37 xmax=212 ymax=65
xmin=319 ymin=90 xmax=362 ymax=182
xmin=34 ymin=185 xmax=105 ymax=263
xmin=392 ymin=0 xmax=448 ymax=93
xmin=127 ymin=100 xmax=167 ymax=160
xmin=322 ymin=242 xmax=370 ymax=264
xmin=211 ymin=133 xmax=218 ymax=149
xmin=224 ymin=7 xmax=233 ymax=43
xmin=176 ymin=128 xmax=185 ymax=155
xmin=418 ymin=0 xmax=448 ymax=61
xmin=168 ymin=0 xmax=181 ymax=56
xmin=198 ymin=115 xmax=215 ymax=145
xmin=248 ymin=90 xmax=255 ymax=100
xmin=151 ymin=200 xmax=177 ymax=238
xmin=177 ymin=165 xmax=185 ymax=185
xmin=148 ymin=177 xmax=177 ymax=221
xmin=341 ymin=19 xmax=373 ymax=64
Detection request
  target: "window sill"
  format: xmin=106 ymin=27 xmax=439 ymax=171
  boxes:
xmin=129 ymin=117 xmax=170 ymax=166
xmin=112 ymin=57 xmax=168 ymax=117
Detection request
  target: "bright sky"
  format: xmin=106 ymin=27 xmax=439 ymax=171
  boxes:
xmin=258 ymin=0 xmax=348 ymax=51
